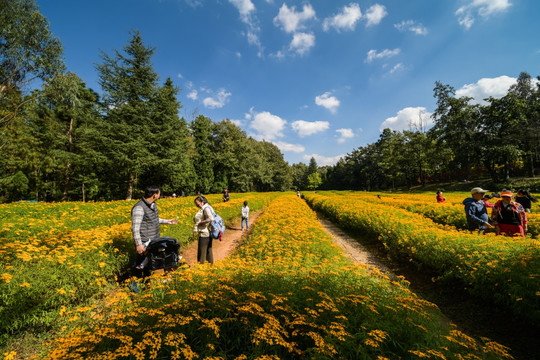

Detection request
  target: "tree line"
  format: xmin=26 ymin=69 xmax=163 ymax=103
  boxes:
xmin=1 ymin=0 xmax=328 ymax=202
xmin=322 ymin=72 xmax=540 ymax=191
xmin=1 ymin=0 xmax=538 ymax=202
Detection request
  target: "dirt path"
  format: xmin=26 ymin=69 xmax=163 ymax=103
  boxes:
xmin=315 ymin=212 xmax=539 ymax=360
xmin=317 ymin=216 xmax=397 ymax=279
xmin=181 ymin=211 xmax=262 ymax=266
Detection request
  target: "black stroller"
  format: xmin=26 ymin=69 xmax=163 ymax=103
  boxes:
xmin=131 ymin=237 xmax=181 ymax=278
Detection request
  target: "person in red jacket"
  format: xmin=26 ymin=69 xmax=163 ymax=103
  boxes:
xmin=491 ymin=190 xmax=528 ymax=237
xmin=436 ymin=191 xmax=446 ymax=203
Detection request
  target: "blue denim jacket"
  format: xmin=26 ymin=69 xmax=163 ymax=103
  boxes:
xmin=463 ymin=197 xmax=489 ymax=230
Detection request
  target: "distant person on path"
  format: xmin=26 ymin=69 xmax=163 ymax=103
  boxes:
xmin=241 ymin=201 xmax=249 ymax=231
xmin=131 ymin=186 xmax=178 ymax=273
xmin=463 ymin=187 xmax=493 ymax=233
xmin=223 ymin=189 xmax=230 ymax=202
xmin=491 ymin=190 xmax=528 ymax=237
xmin=193 ymin=195 xmax=214 ymax=264
xmin=515 ymin=189 xmax=536 ymax=213
xmin=436 ymin=191 xmax=446 ymax=203
xmin=297 ymin=191 xmax=301 ymax=197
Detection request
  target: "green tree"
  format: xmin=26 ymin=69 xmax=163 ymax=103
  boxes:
xmin=0 ymin=0 xmax=64 ymax=130
xmin=96 ymin=30 xmax=159 ymax=199
xmin=143 ymin=77 xmax=196 ymax=195
xmin=210 ymin=120 xmax=256 ymax=192
xmin=191 ymin=115 xmax=214 ymax=194
xmin=306 ymin=172 xmax=322 ymax=190
xmin=430 ymin=81 xmax=482 ymax=181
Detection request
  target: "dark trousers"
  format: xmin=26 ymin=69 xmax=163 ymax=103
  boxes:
xmin=197 ymin=236 xmax=214 ymax=264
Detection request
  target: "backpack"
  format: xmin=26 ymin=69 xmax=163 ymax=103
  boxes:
xmin=208 ymin=206 xmax=225 ymax=241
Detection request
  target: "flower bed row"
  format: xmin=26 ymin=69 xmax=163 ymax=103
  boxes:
xmin=41 ymin=195 xmax=511 ymax=360
xmin=0 ymin=193 xmax=275 ymax=349
xmin=318 ymin=191 xmax=539 ymax=237
xmin=305 ymin=192 xmax=540 ymax=325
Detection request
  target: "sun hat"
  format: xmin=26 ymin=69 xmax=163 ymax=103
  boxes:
xmin=501 ymin=190 xmax=513 ymax=197
xmin=471 ymin=187 xmax=489 ymax=194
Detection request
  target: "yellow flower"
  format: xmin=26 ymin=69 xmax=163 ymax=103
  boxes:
xmin=20 ymin=282 xmax=30 ymax=288
xmin=1 ymin=273 xmax=12 ymax=283
xmin=3 ymin=351 xmax=17 ymax=360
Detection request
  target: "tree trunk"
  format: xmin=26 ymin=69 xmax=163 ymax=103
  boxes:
xmin=527 ymin=153 xmax=535 ymax=178
xmin=82 ymin=183 xmax=86 ymax=202
xmin=126 ymin=173 xmax=135 ymax=200
xmin=62 ymin=117 xmax=74 ymax=201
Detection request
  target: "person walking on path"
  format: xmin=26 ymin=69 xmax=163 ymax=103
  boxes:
xmin=193 ymin=195 xmax=214 ymax=264
xmin=491 ymin=190 xmax=528 ymax=237
xmin=241 ymin=201 xmax=249 ymax=231
xmin=463 ymin=187 xmax=493 ymax=233
xmin=131 ymin=186 xmax=178 ymax=275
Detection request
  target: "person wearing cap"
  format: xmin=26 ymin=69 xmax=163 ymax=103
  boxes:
xmin=462 ymin=187 xmax=493 ymax=233
xmin=491 ymin=190 xmax=528 ymax=237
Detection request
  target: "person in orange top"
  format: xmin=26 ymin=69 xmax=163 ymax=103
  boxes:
xmin=491 ymin=190 xmax=528 ymax=237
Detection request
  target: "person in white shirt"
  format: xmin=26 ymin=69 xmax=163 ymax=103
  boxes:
xmin=193 ymin=195 xmax=214 ymax=264
xmin=241 ymin=201 xmax=249 ymax=231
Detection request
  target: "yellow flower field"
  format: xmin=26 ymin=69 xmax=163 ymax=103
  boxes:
xmin=304 ymin=191 xmax=540 ymax=324
xmin=39 ymin=195 xmax=511 ymax=359
xmin=0 ymin=192 xmax=277 ymax=352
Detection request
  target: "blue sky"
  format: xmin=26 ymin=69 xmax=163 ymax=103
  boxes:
xmin=37 ymin=0 xmax=540 ymax=166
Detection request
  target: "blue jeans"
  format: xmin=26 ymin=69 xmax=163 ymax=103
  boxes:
xmin=241 ymin=217 xmax=249 ymax=230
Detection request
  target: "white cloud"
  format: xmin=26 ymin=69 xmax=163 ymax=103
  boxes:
xmin=456 ymin=0 xmax=512 ymax=30
xmin=394 ymin=20 xmax=428 ymax=35
xmin=185 ymin=0 xmax=202 ymax=7
xmin=202 ymin=89 xmax=232 ymax=109
xmin=273 ymin=3 xmax=316 ymax=33
xmin=315 ymin=92 xmax=340 ymax=113
xmin=187 ymin=90 xmax=198 ymax=100
xmin=229 ymin=119 xmax=243 ymax=126
xmin=303 ymin=153 xmax=344 ymax=166
xmin=228 ymin=0 xmax=255 ymax=19
xmin=322 ymin=3 xmax=362 ymax=32
xmin=273 ymin=141 xmax=305 ymax=153
xmin=380 ymin=107 xmax=433 ymax=132
xmin=336 ymin=128 xmax=354 ymax=143
xmin=366 ymin=48 xmax=400 ymax=63
xmin=289 ymin=32 xmax=315 ymax=55
xmin=389 ymin=63 xmax=404 ymax=74
xmin=291 ymin=120 xmax=330 ymax=137
xmin=455 ymin=75 xmax=517 ymax=104
xmin=177 ymin=73 xmax=184 ymax=79
xmin=249 ymin=111 xmax=287 ymax=140
xmin=228 ymin=0 xmax=264 ymax=56
xmin=364 ymin=4 xmax=387 ymax=27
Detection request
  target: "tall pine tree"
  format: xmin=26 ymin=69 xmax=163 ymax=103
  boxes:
xmin=96 ymin=30 xmax=159 ymax=200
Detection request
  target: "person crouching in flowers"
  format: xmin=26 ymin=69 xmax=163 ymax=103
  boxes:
xmin=491 ymin=190 xmax=528 ymax=237
xmin=463 ymin=187 xmax=493 ymax=234
xmin=193 ymin=195 xmax=214 ymax=264
xmin=436 ymin=191 xmax=446 ymax=203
